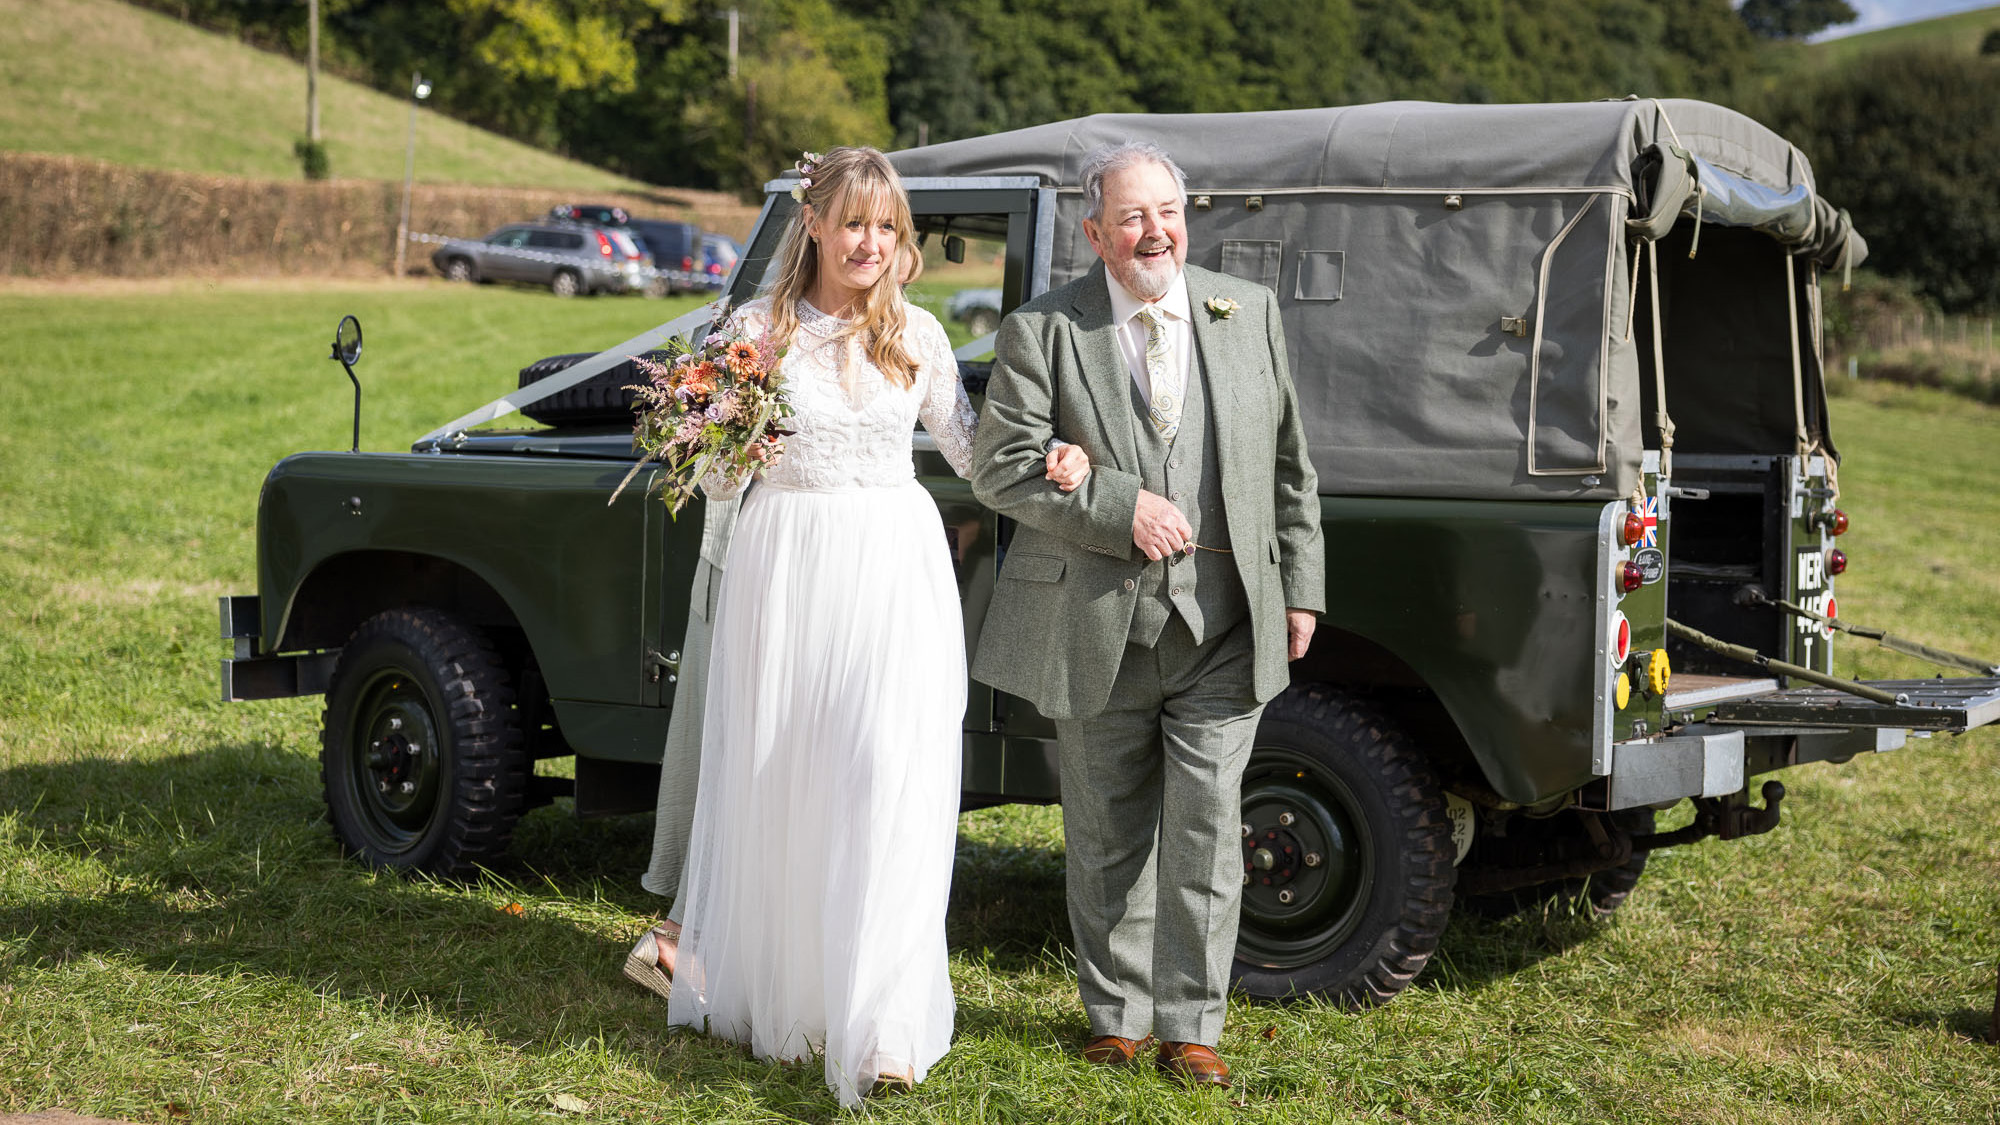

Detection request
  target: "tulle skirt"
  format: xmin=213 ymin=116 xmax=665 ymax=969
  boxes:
xmin=666 ymin=479 xmax=964 ymax=1107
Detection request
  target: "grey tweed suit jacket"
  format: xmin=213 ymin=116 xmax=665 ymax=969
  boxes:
xmin=969 ymin=262 xmax=1325 ymax=720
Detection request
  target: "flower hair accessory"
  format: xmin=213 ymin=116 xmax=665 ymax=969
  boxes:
xmin=789 ymin=151 xmax=822 ymax=203
xmin=1205 ymin=296 xmax=1240 ymax=320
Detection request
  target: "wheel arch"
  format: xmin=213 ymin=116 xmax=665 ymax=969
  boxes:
xmin=277 ymin=549 xmax=525 ymax=656
xmin=1290 ymin=623 xmax=1509 ymax=805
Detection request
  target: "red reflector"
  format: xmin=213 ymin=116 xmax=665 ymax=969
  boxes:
xmin=595 ymin=231 xmax=613 ymax=257
xmin=1614 ymin=614 xmax=1631 ymax=662
xmin=1827 ymin=548 xmax=1847 ymax=576
xmin=1829 ymin=508 xmax=1849 ymax=536
xmin=1619 ymin=562 xmax=1643 ymax=593
xmin=682 ymin=256 xmax=694 ymax=270
xmin=1622 ymin=512 xmax=1644 ymax=547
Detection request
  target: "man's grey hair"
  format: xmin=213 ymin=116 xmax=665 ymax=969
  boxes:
xmin=1079 ymin=142 xmax=1188 ymax=222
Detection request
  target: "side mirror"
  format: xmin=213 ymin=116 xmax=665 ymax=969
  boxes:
xmin=944 ymin=235 xmax=965 ymax=264
xmin=327 ymin=314 xmax=363 ymax=452
xmin=333 ymin=314 xmax=363 ymax=367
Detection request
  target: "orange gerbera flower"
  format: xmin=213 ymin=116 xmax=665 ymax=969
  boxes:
xmin=723 ymin=340 xmax=762 ymax=378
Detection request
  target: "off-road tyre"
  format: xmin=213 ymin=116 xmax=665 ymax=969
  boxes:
xmin=1231 ymin=684 xmax=1457 ymax=1007
xmin=321 ymin=607 xmax=528 ymax=879
xmin=443 ymin=257 xmax=477 ymax=283
xmin=1456 ymin=807 xmax=1655 ymax=920
xmin=516 ymin=351 xmax=674 ymax=427
xmin=550 ymin=269 xmax=582 ymax=298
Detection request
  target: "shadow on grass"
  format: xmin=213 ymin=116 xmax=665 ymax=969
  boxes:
xmin=0 ymin=740 xmax=1084 ymax=1115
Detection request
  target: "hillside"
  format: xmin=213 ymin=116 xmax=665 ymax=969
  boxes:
xmin=0 ymin=0 xmax=653 ymax=191
xmin=1812 ymin=3 xmax=2000 ymax=64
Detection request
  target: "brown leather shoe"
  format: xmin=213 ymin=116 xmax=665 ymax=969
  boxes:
xmin=1156 ymin=1041 xmax=1231 ymax=1088
xmin=1080 ymin=1034 xmax=1155 ymax=1066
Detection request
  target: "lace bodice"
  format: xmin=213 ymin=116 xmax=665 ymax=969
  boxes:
xmin=700 ymin=297 xmax=977 ymax=499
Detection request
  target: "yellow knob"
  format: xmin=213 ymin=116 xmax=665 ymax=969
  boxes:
xmin=1615 ymin=671 xmax=1632 ymax=710
xmin=1647 ymin=648 xmax=1671 ymax=697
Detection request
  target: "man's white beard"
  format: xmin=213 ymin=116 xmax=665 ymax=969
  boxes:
xmin=1117 ymin=253 xmax=1177 ymax=301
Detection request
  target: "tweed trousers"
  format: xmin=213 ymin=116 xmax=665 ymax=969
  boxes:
xmin=1053 ymin=616 xmax=1262 ymax=1046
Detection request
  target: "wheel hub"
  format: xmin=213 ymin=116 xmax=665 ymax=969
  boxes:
xmin=347 ymin=675 xmax=443 ymax=847
xmin=1234 ymin=747 xmax=1373 ymax=969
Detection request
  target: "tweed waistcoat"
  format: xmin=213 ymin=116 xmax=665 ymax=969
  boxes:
xmin=1126 ymin=351 xmax=1249 ymax=647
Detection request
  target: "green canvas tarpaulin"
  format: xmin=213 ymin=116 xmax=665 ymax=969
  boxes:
xmin=885 ymin=99 xmax=1868 ymax=502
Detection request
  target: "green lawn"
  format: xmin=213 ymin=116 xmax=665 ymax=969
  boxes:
xmin=0 ymin=0 xmax=654 ymax=191
xmin=0 ymin=281 xmax=1995 ymax=1124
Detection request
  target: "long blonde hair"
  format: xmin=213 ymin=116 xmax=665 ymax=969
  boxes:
xmin=765 ymin=147 xmax=921 ymax=388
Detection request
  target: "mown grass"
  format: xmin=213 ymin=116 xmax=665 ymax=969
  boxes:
xmin=0 ymin=0 xmax=654 ymax=191
xmin=1 ymin=280 xmax=1996 ymax=1123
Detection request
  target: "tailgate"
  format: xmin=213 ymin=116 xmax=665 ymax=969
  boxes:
xmin=1712 ymin=677 xmax=2000 ymax=733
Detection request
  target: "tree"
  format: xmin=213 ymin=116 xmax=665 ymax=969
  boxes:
xmin=1738 ymin=0 xmax=1856 ymax=40
xmin=1765 ymin=48 xmax=2000 ymax=312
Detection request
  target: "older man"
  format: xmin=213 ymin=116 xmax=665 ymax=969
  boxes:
xmin=970 ymin=142 xmax=1324 ymax=1087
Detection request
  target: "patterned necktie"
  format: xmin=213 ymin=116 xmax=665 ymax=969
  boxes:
xmin=1138 ymin=303 xmax=1180 ymax=441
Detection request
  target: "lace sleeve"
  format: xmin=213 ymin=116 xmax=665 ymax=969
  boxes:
xmin=916 ymin=315 xmax=979 ymax=478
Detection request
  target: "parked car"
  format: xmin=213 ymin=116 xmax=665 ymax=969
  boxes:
xmin=699 ymin=232 xmax=741 ymax=282
xmin=629 ymin=219 xmax=712 ymax=295
xmin=225 ymin=100 xmax=1999 ymax=1008
xmin=944 ymin=287 xmax=1002 ymax=337
xmin=430 ymin=220 xmax=648 ymax=297
xmin=548 ymin=203 xmax=631 ymax=226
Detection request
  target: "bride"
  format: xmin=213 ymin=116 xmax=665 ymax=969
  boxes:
xmin=626 ymin=146 xmax=1089 ymax=1106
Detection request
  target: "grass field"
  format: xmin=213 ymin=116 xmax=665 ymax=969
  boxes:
xmin=0 ymin=280 xmax=1995 ymax=1124
xmin=0 ymin=0 xmax=653 ymax=191
xmin=1812 ymin=3 xmax=2000 ymax=64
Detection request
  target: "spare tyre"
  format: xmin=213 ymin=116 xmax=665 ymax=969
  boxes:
xmin=516 ymin=351 xmax=671 ymax=427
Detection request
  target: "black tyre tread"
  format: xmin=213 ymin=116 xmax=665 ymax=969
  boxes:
xmin=516 ymin=351 xmax=672 ymax=427
xmin=1246 ymin=685 xmax=1458 ymax=1008
xmin=319 ymin=607 xmax=528 ymax=879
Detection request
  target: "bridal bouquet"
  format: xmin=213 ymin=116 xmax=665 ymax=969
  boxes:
xmin=610 ymin=306 xmax=792 ymax=516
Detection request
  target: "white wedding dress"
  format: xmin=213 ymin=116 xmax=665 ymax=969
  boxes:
xmin=666 ymin=296 xmax=975 ymax=1106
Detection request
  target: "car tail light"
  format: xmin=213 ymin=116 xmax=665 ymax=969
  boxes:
xmin=1828 ymin=508 xmax=1849 ymax=536
xmin=682 ymin=256 xmax=694 ymax=271
xmin=1622 ymin=511 xmax=1645 ymax=547
xmin=1619 ymin=561 xmax=1643 ymax=593
xmin=595 ymin=231 xmax=614 ymax=258
xmin=1827 ymin=548 xmax=1847 ymax=576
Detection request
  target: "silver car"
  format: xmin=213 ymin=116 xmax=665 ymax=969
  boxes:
xmin=432 ymin=221 xmax=649 ymax=297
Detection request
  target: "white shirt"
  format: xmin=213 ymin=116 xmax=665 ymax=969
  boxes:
xmin=1106 ymin=268 xmax=1192 ymax=410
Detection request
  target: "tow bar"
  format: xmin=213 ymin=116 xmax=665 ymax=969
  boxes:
xmin=1630 ymin=780 xmax=1787 ymax=851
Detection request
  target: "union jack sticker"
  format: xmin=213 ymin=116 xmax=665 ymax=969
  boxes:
xmin=1633 ymin=495 xmax=1660 ymax=548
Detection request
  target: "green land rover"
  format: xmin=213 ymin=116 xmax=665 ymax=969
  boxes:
xmin=222 ymin=99 xmax=2000 ymax=1006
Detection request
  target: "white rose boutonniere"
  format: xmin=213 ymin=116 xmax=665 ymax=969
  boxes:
xmin=1205 ymin=296 xmax=1240 ymax=321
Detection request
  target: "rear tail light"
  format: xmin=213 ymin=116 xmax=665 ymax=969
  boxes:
xmin=1622 ymin=512 xmax=1644 ymax=547
xmin=1827 ymin=548 xmax=1847 ymax=576
xmin=595 ymin=231 xmax=614 ymax=258
xmin=1828 ymin=508 xmax=1849 ymax=535
xmin=1619 ymin=561 xmax=1644 ymax=593
xmin=682 ymin=256 xmax=694 ymax=270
